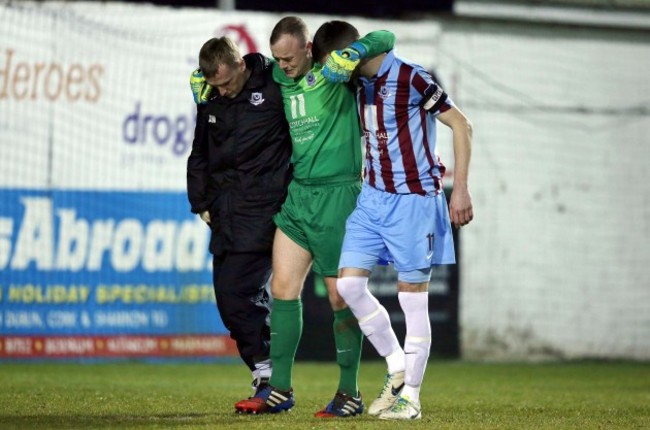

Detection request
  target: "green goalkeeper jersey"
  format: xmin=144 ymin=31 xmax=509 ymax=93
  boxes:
xmin=272 ymin=30 xmax=395 ymax=181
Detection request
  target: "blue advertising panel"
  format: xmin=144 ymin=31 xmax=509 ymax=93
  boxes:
xmin=0 ymin=189 xmax=235 ymax=359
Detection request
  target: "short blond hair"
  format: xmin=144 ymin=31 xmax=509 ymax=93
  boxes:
xmin=270 ymin=16 xmax=309 ymax=47
xmin=198 ymin=37 xmax=241 ymax=79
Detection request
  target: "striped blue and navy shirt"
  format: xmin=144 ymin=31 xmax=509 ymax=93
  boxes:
xmin=357 ymin=50 xmax=453 ymax=196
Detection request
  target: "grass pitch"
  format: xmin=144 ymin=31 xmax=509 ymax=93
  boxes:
xmin=0 ymin=360 xmax=648 ymax=429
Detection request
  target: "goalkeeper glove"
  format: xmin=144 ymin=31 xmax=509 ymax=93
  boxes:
xmin=190 ymin=68 xmax=212 ymax=104
xmin=322 ymin=41 xmax=367 ymax=83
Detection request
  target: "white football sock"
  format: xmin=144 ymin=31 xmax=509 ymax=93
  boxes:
xmin=385 ymin=348 xmax=406 ymax=374
xmin=398 ymin=291 xmax=431 ymax=403
xmin=337 ymin=276 xmax=402 ymax=358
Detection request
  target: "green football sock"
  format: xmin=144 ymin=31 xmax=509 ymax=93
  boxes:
xmin=269 ymin=298 xmax=303 ymax=391
xmin=333 ymin=307 xmax=363 ymax=396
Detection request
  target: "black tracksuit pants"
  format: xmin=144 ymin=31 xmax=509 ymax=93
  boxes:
xmin=212 ymin=251 xmax=272 ymax=371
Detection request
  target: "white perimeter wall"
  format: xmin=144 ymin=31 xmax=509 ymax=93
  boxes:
xmin=436 ymin=19 xmax=650 ymax=360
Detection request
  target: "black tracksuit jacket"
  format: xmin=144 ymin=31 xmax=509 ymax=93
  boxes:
xmin=187 ymin=54 xmax=292 ymax=256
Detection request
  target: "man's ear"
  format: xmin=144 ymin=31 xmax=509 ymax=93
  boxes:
xmin=238 ymin=58 xmax=246 ymax=71
xmin=305 ymin=40 xmax=313 ymax=58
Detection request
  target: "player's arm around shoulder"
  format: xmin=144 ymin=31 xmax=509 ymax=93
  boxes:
xmin=356 ymin=30 xmax=396 ymax=57
xmin=438 ymin=106 xmax=474 ymax=228
xmin=321 ymin=30 xmax=395 ymax=83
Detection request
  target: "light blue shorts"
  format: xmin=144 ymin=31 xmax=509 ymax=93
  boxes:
xmin=339 ymin=183 xmax=456 ymax=280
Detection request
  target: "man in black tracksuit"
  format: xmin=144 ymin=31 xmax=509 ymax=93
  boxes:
xmin=186 ymin=37 xmax=292 ymax=398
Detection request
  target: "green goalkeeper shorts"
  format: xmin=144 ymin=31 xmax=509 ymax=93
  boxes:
xmin=273 ymin=175 xmax=361 ymax=277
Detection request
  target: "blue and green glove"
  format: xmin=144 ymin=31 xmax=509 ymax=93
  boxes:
xmin=190 ymin=68 xmax=212 ymax=104
xmin=322 ymin=41 xmax=367 ymax=83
